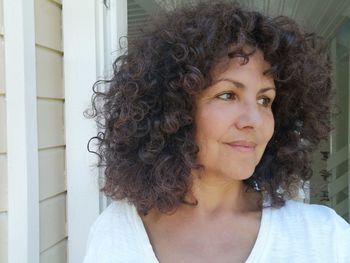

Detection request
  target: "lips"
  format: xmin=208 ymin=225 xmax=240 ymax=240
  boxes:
xmin=225 ymin=140 xmax=257 ymax=153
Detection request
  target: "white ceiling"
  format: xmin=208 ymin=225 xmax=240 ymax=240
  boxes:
xmin=129 ymin=0 xmax=350 ymax=41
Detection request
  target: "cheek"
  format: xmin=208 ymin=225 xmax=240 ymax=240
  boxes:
xmin=263 ymin=112 xmax=275 ymax=142
xmin=195 ymin=105 xmax=228 ymax=140
xmin=195 ymin=118 xmax=217 ymax=148
xmin=256 ymin=113 xmax=274 ymax=165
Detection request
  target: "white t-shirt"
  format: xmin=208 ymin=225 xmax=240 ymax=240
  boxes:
xmin=83 ymin=199 xmax=350 ymax=263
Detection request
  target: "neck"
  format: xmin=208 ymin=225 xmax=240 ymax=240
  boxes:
xmin=185 ymin=171 xmax=261 ymax=217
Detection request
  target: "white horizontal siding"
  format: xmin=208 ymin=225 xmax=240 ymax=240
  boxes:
xmin=0 ymin=36 xmax=4 ymax=93
xmin=0 ymin=212 xmax=7 ymax=263
xmin=39 ymin=147 xmax=66 ymax=201
xmin=35 ymin=0 xmax=62 ymax=51
xmin=39 ymin=193 xmax=66 ymax=252
xmin=36 ymin=46 xmax=64 ymax=99
xmin=0 ymin=96 xmax=6 ymax=154
xmin=0 ymin=154 xmax=7 ymax=212
xmin=37 ymin=99 xmax=65 ymax=149
xmin=35 ymin=0 xmax=66 ymax=261
xmin=40 ymin=238 xmax=67 ymax=263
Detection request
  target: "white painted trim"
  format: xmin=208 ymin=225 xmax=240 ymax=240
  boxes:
xmin=110 ymin=0 xmax=128 ymax=70
xmin=3 ymin=0 xmax=39 ymax=262
xmin=64 ymin=0 xmax=128 ymax=260
xmin=96 ymin=0 xmax=128 ymax=212
xmin=100 ymin=0 xmax=128 ymax=81
xmin=62 ymin=0 xmax=100 ymax=262
xmin=96 ymin=0 xmax=109 ymax=213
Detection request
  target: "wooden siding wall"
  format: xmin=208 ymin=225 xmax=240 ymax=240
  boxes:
xmin=0 ymin=0 xmax=66 ymax=261
xmin=35 ymin=0 xmax=67 ymax=262
xmin=0 ymin=0 xmax=8 ymax=261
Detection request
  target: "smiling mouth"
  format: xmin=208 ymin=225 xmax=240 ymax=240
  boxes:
xmin=225 ymin=141 xmax=257 ymax=153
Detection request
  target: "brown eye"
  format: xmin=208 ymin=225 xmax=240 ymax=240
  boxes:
xmin=257 ymin=97 xmax=272 ymax=107
xmin=217 ymin=92 xmax=237 ymax=101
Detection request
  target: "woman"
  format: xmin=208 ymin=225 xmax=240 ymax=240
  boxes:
xmin=84 ymin=2 xmax=350 ymax=262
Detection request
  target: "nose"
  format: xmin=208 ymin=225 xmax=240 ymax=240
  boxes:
xmin=234 ymin=102 xmax=263 ymax=130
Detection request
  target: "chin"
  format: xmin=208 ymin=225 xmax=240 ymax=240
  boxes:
xmin=223 ymin=166 xmax=256 ymax=181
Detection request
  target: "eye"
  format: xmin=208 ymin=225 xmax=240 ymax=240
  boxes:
xmin=216 ymin=92 xmax=237 ymax=101
xmin=257 ymin=97 xmax=272 ymax=107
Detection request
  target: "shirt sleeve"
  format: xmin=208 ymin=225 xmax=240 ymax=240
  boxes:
xmin=83 ymin=222 xmax=99 ymax=263
xmin=334 ymin=212 xmax=350 ymax=263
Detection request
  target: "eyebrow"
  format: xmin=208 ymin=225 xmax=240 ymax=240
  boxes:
xmin=215 ymin=78 xmax=276 ymax=93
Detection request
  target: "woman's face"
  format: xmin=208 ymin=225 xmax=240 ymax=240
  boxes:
xmin=194 ymin=50 xmax=275 ymax=181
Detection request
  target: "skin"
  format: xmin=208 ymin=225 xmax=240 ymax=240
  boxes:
xmin=141 ymin=49 xmax=276 ymax=263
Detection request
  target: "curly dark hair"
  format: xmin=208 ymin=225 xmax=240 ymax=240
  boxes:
xmin=87 ymin=1 xmax=333 ymax=215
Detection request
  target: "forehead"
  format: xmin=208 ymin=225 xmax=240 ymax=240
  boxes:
xmin=210 ymin=49 xmax=273 ymax=82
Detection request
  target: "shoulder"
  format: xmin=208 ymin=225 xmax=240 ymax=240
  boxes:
xmin=269 ymin=199 xmax=350 ymax=244
xmin=283 ymin=200 xmax=348 ymax=223
xmin=272 ymin=199 xmax=349 ymax=228
xmin=83 ymin=199 xmax=141 ymax=263
xmin=257 ymin=200 xmax=350 ymax=261
xmin=276 ymin=200 xmax=340 ymax=220
xmin=89 ymin=199 xmax=134 ymax=234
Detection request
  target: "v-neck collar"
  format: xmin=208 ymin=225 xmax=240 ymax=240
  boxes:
xmin=245 ymin=205 xmax=271 ymax=262
xmin=130 ymin=204 xmax=160 ymax=262
xmin=129 ymin=201 xmax=272 ymax=263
